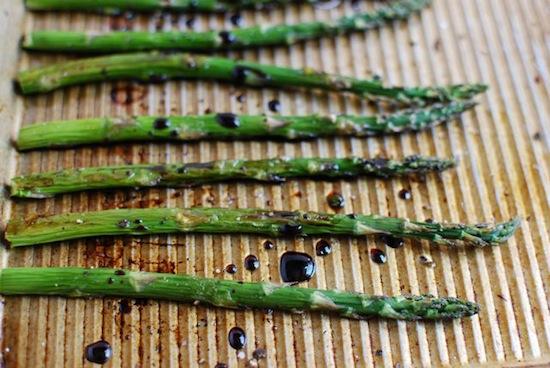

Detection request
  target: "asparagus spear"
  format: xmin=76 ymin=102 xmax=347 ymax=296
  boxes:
xmin=0 ymin=267 xmax=479 ymax=320
xmin=25 ymin=0 xmax=348 ymax=13
xmin=15 ymin=52 xmax=488 ymax=103
xmin=5 ymin=207 xmax=520 ymax=247
xmin=10 ymin=155 xmax=455 ymax=198
xmin=23 ymin=0 xmax=430 ymax=53
xmin=16 ymin=101 xmax=475 ymax=150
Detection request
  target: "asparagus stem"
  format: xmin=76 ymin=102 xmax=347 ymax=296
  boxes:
xmin=10 ymin=155 xmax=455 ymax=198
xmin=0 ymin=267 xmax=479 ymax=320
xmin=16 ymin=101 xmax=475 ymax=150
xmin=23 ymin=0 xmax=430 ymax=53
xmin=15 ymin=52 xmax=488 ymax=103
xmin=5 ymin=207 xmax=520 ymax=247
xmin=25 ymin=0 xmax=352 ymax=13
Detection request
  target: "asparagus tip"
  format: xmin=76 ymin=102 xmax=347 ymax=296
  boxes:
xmin=472 ymin=217 xmax=521 ymax=247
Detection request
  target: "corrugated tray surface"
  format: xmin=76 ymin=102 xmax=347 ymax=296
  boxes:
xmin=0 ymin=0 xmax=549 ymax=366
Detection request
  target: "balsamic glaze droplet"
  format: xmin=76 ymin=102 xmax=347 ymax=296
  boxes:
xmin=216 ymin=113 xmax=240 ymax=128
xmin=219 ymin=31 xmax=237 ymax=45
xmin=315 ymin=239 xmax=332 ymax=256
xmin=370 ymin=248 xmax=387 ymax=264
xmin=85 ymin=340 xmax=113 ymax=365
xmin=114 ymin=270 xmax=126 ymax=276
xmin=280 ymin=251 xmax=316 ymax=283
xmin=185 ymin=17 xmax=195 ymax=29
xmin=326 ymin=191 xmax=345 ymax=210
xmin=228 ymin=327 xmax=247 ymax=350
xmin=214 ymin=363 xmax=228 ymax=368
xmin=229 ymin=13 xmax=243 ymax=27
xmin=236 ymin=93 xmax=246 ymax=103
xmin=380 ymin=235 xmax=404 ymax=249
xmin=263 ymin=240 xmax=274 ymax=250
xmin=398 ymin=189 xmax=412 ymax=200
xmin=244 ymin=255 xmax=260 ymax=272
xmin=153 ymin=117 xmax=170 ymax=130
xmin=279 ymin=223 xmax=303 ymax=236
xmin=117 ymin=219 xmax=130 ymax=228
xmin=225 ymin=264 xmax=237 ymax=274
xmin=267 ymin=99 xmax=281 ymax=113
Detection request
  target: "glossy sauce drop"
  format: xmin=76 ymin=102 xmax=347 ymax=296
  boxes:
xmin=280 ymin=251 xmax=316 ymax=283
xmin=244 ymin=255 xmax=260 ymax=271
xmin=326 ymin=192 xmax=345 ymax=210
xmin=225 ymin=264 xmax=237 ymax=274
xmin=398 ymin=189 xmax=412 ymax=200
xmin=370 ymin=248 xmax=387 ymax=264
xmin=315 ymin=239 xmax=332 ymax=256
xmin=85 ymin=340 xmax=113 ymax=365
xmin=380 ymin=235 xmax=404 ymax=249
xmin=263 ymin=240 xmax=274 ymax=250
xmin=216 ymin=113 xmax=240 ymax=128
xmin=228 ymin=327 xmax=247 ymax=350
xmin=153 ymin=117 xmax=170 ymax=129
xmin=229 ymin=13 xmax=243 ymax=27
xmin=268 ymin=99 xmax=281 ymax=113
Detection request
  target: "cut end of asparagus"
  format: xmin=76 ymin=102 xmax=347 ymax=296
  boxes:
xmin=447 ymin=83 xmax=488 ymax=101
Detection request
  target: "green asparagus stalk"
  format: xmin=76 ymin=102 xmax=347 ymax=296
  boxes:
xmin=23 ymin=0 xmax=430 ymax=53
xmin=15 ymin=52 xmax=488 ymax=103
xmin=16 ymin=101 xmax=475 ymax=150
xmin=5 ymin=207 xmax=520 ymax=247
xmin=25 ymin=0 xmax=350 ymax=13
xmin=0 ymin=267 xmax=480 ymax=320
xmin=10 ymin=155 xmax=455 ymax=198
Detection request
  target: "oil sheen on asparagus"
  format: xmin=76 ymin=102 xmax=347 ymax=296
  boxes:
xmin=5 ymin=207 xmax=520 ymax=247
xmin=16 ymin=102 xmax=475 ymax=150
xmin=0 ymin=267 xmax=479 ymax=320
xmin=23 ymin=0 xmax=430 ymax=53
xmin=15 ymin=52 xmax=488 ymax=103
xmin=10 ymin=155 xmax=455 ymax=198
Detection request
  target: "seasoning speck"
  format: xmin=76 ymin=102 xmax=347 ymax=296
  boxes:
xmin=419 ymin=255 xmax=435 ymax=267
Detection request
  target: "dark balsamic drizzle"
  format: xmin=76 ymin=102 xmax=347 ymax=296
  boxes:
xmin=267 ymin=99 xmax=281 ymax=113
xmin=153 ymin=117 xmax=170 ymax=130
xmin=117 ymin=219 xmax=131 ymax=228
xmin=315 ymin=239 xmax=332 ymax=256
xmin=263 ymin=240 xmax=275 ymax=250
xmin=219 ymin=31 xmax=237 ymax=45
xmin=216 ymin=113 xmax=240 ymax=128
xmin=279 ymin=251 xmax=316 ymax=283
xmin=380 ymin=234 xmax=404 ymax=249
xmin=398 ymin=189 xmax=412 ymax=200
xmin=326 ymin=191 xmax=345 ymax=210
xmin=370 ymin=248 xmax=387 ymax=264
xmin=279 ymin=223 xmax=303 ymax=236
xmin=225 ymin=264 xmax=237 ymax=274
xmin=244 ymin=255 xmax=260 ymax=271
xmin=85 ymin=340 xmax=113 ymax=364
xmin=229 ymin=13 xmax=243 ymax=27
xmin=228 ymin=327 xmax=247 ymax=350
